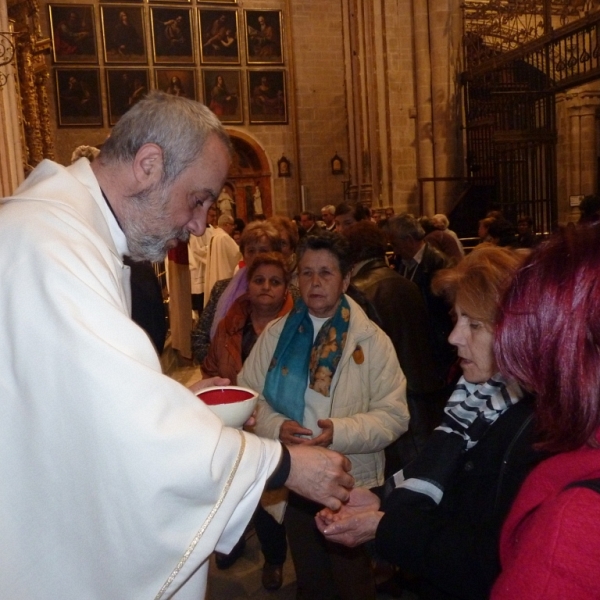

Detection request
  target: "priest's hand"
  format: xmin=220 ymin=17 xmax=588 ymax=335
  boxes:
xmin=285 ymin=445 xmax=354 ymax=510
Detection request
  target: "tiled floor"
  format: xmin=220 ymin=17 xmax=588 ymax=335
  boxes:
xmin=163 ymin=343 xmax=418 ymax=600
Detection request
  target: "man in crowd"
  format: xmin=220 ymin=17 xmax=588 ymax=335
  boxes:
xmin=203 ymin=213 xmax=241 ymax=303
xmin=0 ymin=92 xmax=353 ymax=599
xmin=189 ymin=205 xmax=217 ymax=315
xmin=299 ymin=210 xmax=320 ymax=234
xmin=320 ymin=204 xmax=336 ymax=231
xmin=386 ymin=213 xmax=456 ymax=384
xmin=346 ymin=221 xmax=445 ymax=471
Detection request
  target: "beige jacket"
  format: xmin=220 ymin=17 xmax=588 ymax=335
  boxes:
xmin=240 ymin=295 xmax=409 ymax=487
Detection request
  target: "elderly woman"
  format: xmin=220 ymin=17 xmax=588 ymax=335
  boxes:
xmin=201 ymin=252 xmax=294 ymax=589
xmin=317 ymin=245 xmax=546 ymax=600
xmin=192 ymin=221 xmax=282 ymax=363
xmin=240 ymin=231 xmax=408 ymax=600
xmin=491 ymin=223 xmax=600 ymax=599
xmin=202 ymin=252 xmax=293 ymax=384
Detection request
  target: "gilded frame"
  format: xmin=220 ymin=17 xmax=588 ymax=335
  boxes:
xmin=55 ymin=68 xmax=102 ymax=126
xmin=247 ymin=69 xmax=287 ymax=124
xmin=198 ymin=8 xmax=240 ymax=65
xmin=49 ymin=4 xmax=98 ymax=64
xmin=101 ymin=5 xmax=147 ymax=64
xmin=106 ymin=68 xmax=150 ymax=125
xmin=155 ymin=68 xmax=198 ymax=101
xmin=202 ymin=69 xmax=243 ymax=124
xmin=244 ymin=10 xmax=283 ymax=65
xmin=150 ymin=7 xmax=194 ymax=64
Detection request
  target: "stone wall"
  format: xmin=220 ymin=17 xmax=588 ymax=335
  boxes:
xmin=36 ymin=0 xmax=356 ymax=218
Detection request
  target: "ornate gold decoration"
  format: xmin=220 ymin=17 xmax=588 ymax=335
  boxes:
xmin=8 ymin=0 xmax=54 ymax=172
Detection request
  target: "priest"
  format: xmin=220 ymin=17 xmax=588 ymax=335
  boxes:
xmin=0 ymin=92 xmax=353 ymax=599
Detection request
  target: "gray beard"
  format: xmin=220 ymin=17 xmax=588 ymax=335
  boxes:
xmin=120 ymin=184 xmax=189 ymax=263
xmin=125 ymin=226 xmax=190 ymax=263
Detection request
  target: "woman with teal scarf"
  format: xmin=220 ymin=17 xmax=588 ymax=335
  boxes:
xmin=240 ymin=231 xmax=409 ymax=600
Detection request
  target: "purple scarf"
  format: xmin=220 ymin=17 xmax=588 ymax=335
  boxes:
xmin=210 ymin=267 xmax=249 ymax=339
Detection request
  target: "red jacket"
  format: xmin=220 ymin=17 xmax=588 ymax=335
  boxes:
xmin=492 ymin=432 xmax=600 ymax=599
xmin=201 ymin=291 xmax=293 ymax=385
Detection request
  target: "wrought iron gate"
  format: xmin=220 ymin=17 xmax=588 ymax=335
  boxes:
xmin=462 ymin=0 xmax=600 ymax=233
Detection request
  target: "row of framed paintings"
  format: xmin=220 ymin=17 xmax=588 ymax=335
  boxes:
xmin=55 ymin=67 xmax=287 ymax=126
xmin=100 ymin=0 xmax=243 ymax=3
xmin=49 ymin=5 xmax=283 ymax=65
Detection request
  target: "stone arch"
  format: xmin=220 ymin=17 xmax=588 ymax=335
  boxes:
xmin=223 ymin=129 xmax=272 ymax=223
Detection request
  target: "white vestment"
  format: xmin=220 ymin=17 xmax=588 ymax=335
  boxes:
xmin=0 ymin=159 xmax=282 ymax=599
xmin=188 ymin=227 xmax=214 ymax=295
xmin=203 ymin=227 xmax=241 ymax=305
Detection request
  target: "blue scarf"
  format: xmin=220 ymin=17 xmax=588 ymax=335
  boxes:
xmin=263 ymin=296 xmax=350 ymax=424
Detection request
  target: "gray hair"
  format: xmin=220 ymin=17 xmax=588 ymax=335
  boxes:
xmin=432 ymin=213 xmax=450 ymax=229
xmin=321 ymin=204 xmax=335 ymax=214
xmin=218 ymin=214 xmax=234 ymax=227
xmin=99 ymin=91 xmax=232 ymax=187
xmin=386 ymin=213 xmax=426 ymax=241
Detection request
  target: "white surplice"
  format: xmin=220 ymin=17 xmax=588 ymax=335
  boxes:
xmin=0 ymin=159 xmax=281 ymax=599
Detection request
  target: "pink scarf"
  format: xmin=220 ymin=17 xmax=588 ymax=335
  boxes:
xmin=210 ymin=267 xmax=249 ymax=339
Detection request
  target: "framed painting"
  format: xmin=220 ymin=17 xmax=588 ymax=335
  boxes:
xmin=150 ymin=7 xmax=194 ymax=64
xmin=198 ymin=9 xmax=239 ymax=64
xmin=247 ymin=70 xmax=287 ymax=124
xmin=55 ymin=68 xmax=102 ymax=126
xmin=155 ymin=68 xmax=197 ymax=101
xmin=244 ymin=10 xmax=283 ymax=65
xmin=202 ymin=69 xmax=242 ymax=123
xmin=101 ymin=6 xmax=147 ymax=64
xmin=106 ymin=68 xmax=150 ymax=125
xmin=49 ymin=5 xmax=98 ymax=63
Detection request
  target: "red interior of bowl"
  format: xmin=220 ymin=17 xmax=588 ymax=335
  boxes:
xmin=198 ymin=388 xmax=254 ymax=406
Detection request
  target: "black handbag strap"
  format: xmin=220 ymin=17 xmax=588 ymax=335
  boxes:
xmin=564 ymin=477 xmax=600 ymax=494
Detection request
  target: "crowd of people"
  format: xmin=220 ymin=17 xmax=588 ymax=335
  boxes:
xmin=2 ymin=92 xmax=600 ymax=600
xmin=185 ymin=191 xmax=600 ymax=599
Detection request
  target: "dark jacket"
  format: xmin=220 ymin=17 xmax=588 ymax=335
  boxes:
xmin=353 ymin=258 xmax=447 ymax=471
xmin=395 ymin=243 xmax=456 ymax=382
xmin=352 ymin=258 xmax=440 ymax=396
xmin=375 ymin=399 xmax=547 ymax=600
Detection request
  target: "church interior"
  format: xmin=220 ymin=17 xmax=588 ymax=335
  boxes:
xmin=2 ymin=1 xmax=600 ymax=597
xmin=3 ymin=0 xmax=600 ymax=232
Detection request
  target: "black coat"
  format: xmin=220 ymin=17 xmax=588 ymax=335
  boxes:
xmin=395 ymin=243 xmax=456 ymax=382
xmin=375 ymin=400 xmax=547 ymax=600
xmin=352 ymin=258 xmax=440 ymax=396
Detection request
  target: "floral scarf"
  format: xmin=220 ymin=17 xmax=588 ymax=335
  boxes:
xmin=263 ymin=296 xmax=350 ymax=424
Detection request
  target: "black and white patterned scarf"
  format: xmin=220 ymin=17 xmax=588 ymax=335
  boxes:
xmin=382 ymin=374 xmax=523 ymax=506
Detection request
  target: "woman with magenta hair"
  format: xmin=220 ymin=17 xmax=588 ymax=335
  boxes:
xmin=316 ymin=245 xmax=546 ymax=600
xmin=491 ymin=223 xmax=600 ymax=598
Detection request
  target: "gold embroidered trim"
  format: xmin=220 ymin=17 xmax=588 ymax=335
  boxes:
xmin=154 ymin=429 xmax=247 ymax=600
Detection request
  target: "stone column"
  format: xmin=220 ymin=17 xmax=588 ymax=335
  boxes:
xmin=565 ymin=85 xmax=600 ymax=198
xmin=412 ymin=0 xmax=435 ymax=214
